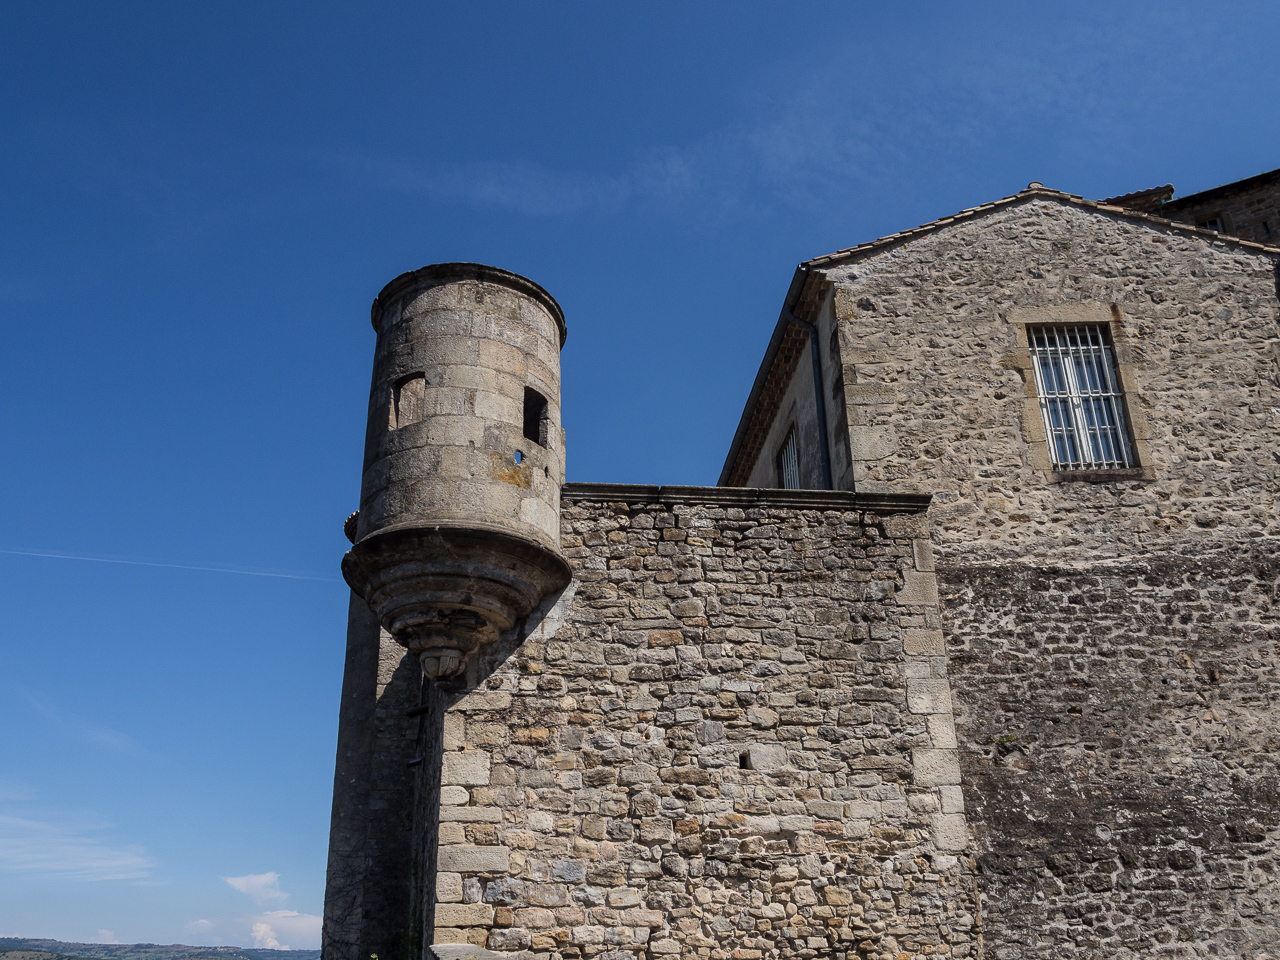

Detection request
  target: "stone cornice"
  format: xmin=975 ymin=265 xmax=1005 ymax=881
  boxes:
xmin=562 ymin=482 xmax=930 ymax=514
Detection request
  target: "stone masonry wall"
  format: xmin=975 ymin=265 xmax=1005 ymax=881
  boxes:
xmin=825 ymin=197 xmax=1280 ymax=562
xmin=1163 ymin=173 xmax=1280 ymax=246
xmin=808 ymin=197 xmax=1280 ymax=956
xmin=324 ymin=596 xmax=422 ymax=960
xmin=941 ymin=544 xmax=1280 ymax=959
xmin=430 ymin=489 xmax=980 ymax=960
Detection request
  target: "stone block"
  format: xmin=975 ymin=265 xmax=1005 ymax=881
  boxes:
xmin=443 ymin=752 xmax=492 ymax=786
xmin=608 ymin=887 xmax=643 ymax=908
xmin=903 ymin=629 xmax=945 ymax=656
xmin=440 ymin=804 xmax=503 ymax=822
xmin=845 ymin=801 xmax=880 ymax=820
xmin=777 ymin=815 xmax=815 ymax=833
xmin=443 ymin=713 xmax=466 ymax=752
xmin=434 ymin=902 xmax=495 ymax=927
xmin=849 ymin=426 xmax=897 ymax=461
xmin=458 ymin=691 xmax=512 ymax=712
xmin=440 ymin=786 xmax=470 ymax=806
xmin=485 ymin=928 xmax=532 ymax=952
xmin=438 ymin=844 xmax=510 ymax=874
xmin=436 ymin=872 xmax=463 ymax=903
xmin=931 ymin=813 xmax=970 ymax=851
xmin=927 ymin=713 xmax=958 ymax=749
xmin=913 ymin=748 xmax=962 ymax=786
xmin=846 ymin=383 xmax=896 ymax=405
xmin=430 ymin=946 xmax=513 ymax=960
xmin=747 ymin=743 xmax=790 ymax=772
xmin=906 ymin=679 xmax=953 ymax=715
xmin=896 ymin=569 xmax=939 ymax=606
xmin=939 ymin=785 xmax=965 ymax=814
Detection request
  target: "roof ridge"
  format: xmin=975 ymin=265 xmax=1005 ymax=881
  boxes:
xmin=1100 ymin=183 xmax=1174 ymax=204
xmin=805 ymin=184 xmax=1280 ymax=268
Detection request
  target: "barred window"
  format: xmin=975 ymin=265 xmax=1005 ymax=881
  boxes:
xmin=775 ymin=427 xmax=800 ymax=489
xmin=1028 ymin=324 xmax=1135 ymax=470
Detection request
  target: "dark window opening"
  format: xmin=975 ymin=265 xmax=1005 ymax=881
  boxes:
xmin=1197 ymin=217 xmax=1224 ymax=233
xmin=523 ymin=388 xmax=549 ymax=446
xmin=739 ymin=752 xmax=750 ymax=770
xmin=775 ymin=427 xmax=800 ymax=489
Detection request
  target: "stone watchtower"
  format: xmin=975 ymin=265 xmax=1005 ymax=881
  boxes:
xmin=332 ymin=263 xmax=571 ymax=958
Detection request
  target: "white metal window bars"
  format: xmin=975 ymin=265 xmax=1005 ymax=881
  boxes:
xmin=1028 ymin=324 xmax=1135 ymax=470
xmin=776 ymin=428 xmax=801 ymax=489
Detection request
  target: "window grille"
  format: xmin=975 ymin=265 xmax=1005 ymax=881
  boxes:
xmin=1028 ymin=324 xmax=1135 ymax=470
xmin=776 ymin=428 xmax=800 ymax=489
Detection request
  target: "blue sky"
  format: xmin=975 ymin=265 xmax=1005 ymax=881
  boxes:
xmin=1 ymin=1 xmax=1276 ymax=949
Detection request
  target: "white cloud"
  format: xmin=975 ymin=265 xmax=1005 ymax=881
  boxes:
xmin=251 ymin=922 xmax=281 ymax=949
xmin=0 ymin=812 xmax=153 ymax=880
xmin=252 ymin=911 xmax=322 ymax=951
xmin=222 ymin=872 xmax=321 ymax=948
xmin=222 ymin=871 xmax=288 ymax=903
xmin=94 ymin=931 xmax=120 ymax=944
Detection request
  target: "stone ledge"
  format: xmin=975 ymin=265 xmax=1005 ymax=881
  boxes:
xmin=562 ymin=482 xmax=931 ymax=514
xmin=429 ymin=946 xmax=525 ymax=960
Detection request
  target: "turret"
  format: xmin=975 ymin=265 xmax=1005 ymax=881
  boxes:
xmin=342 ymin=263 xmax=571 ymax=679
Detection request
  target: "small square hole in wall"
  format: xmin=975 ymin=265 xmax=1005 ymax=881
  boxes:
xmin=394 ymin=374 xmax=426 ymax=428
xmin=523 ymin=387 xmax=549 ymax=446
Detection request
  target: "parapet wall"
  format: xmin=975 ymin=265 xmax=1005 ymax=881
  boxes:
xmin=430 ymin=486 xmax=980 ymax=960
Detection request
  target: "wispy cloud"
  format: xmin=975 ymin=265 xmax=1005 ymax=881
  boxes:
xmin=330 ymin=18 xmax=1182 ymax=229
xmin=223 ymin=871 xmax=288 ymax=904
xmin=24 ymin=692 xmax=147 ymax=757
xmin=0 ymin=812 xmax=154 ymax=880
xmin=94 ymin=931 xmax=121 ymax=944
xmin=338 ymin=145 xmax=697 ymax=219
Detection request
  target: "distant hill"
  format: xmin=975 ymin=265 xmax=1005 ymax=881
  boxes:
xmin=0 ymin=939 xmax=319 ymax=960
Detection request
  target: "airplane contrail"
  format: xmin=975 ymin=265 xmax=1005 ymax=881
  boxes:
xmin=0 ymin=549 xmax=342 ymax=583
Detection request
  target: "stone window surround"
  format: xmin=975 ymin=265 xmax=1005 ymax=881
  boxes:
xmin=1007 ymin=302 xmax=1156 ymax=482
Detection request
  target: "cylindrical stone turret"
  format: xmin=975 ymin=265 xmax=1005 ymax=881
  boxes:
xmin=342 ymin=263 xmax=571 ymax=679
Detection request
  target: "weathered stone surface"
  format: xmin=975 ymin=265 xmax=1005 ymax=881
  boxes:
xmin=430 ymin=495 xmax=974 ymax=960
xmin=427 ymin=946 xmax=513 ymax=960
xmin=807 ymin=196 xmax=1280 ymax=957
xmin=437 ymin=845 xmax=511 ymax=874
xmin=913 ymin=748 xmax=962 ymax=786
xmin=434 ymin=903 xmax=496 ymax=927
xmin=442 ymin=752 xmax=491 ymax=787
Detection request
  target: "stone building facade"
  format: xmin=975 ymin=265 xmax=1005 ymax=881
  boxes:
xmin=324 ymin=168 xmax=1280 ymax=960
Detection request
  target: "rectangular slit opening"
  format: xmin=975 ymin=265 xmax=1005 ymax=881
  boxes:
xmin=523 ymin=387 xmax=549 ymax=446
